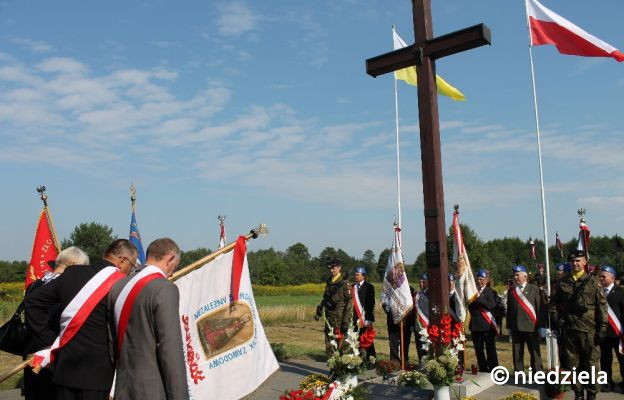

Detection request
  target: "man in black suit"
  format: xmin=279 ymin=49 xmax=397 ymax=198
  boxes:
xmin=506 ymin=265 xmax=544 ymax=372
xmin=352 ymin=266 xmax=376 ymax=364
xmin=25 ymin=239 xmax=138 ymax=400
xmin=384 ymin=285 xmax=415 ymax=364
xmin=468 ymin=268 xmax=499 ymax=372
xmin=414 ymin=273 xmax=429 ymax=361
xmin=599 ymin=265 xmax=624 ymax=393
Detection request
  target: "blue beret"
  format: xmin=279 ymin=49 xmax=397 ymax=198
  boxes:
xmin=513 ymin=265 xmax=527 ymax=273
xmin=476 ymin=269 xmax=488 ymax=279
xmin=355 ymin=266 xmax=367 ymax=275
xmin=556 ymin=263 xmax=568 ymax=272
xmin=448 ymin=273 xmax=455 ymax=281
xmin=601 ymin=265 xmax=616 ymax=276
xmin=420 ymin=272 xmax=428 ymax=280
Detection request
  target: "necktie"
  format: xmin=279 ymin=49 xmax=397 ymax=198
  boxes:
xmin=605 ymin=288 xmax=609 ymax=297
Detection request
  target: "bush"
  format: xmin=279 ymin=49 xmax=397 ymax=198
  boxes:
xmin=271 ymin=342 xmax=287 ymax=362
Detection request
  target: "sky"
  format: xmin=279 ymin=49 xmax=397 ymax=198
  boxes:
xmin=1 ymin=0 xmax=623 ymax=264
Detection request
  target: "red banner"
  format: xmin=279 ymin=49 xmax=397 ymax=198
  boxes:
xmin=26 ymin=209 xmax=58 ymax=289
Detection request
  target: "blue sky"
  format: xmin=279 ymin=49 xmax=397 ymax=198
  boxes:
xmin=1 ymin=0 xmax=623 ymax=263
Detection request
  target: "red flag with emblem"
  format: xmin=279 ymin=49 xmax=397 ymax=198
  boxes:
xmin=26 ymin=208 xmax=60 ymax=289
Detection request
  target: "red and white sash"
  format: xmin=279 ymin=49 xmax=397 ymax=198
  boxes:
xmin=478 ymin=306 xmax=499 ymax=335
xmin=113 ymin=265 xmax=166 ymax=353
xmin=32 ymin=266 xmax=125 ymax=370
xmin=607 ymin=304 xmax=624 ymax=354
xmin=352 ymin=283 xmax=365 ymax=328
xmin=512 ymin=286 xmax=537 ymax=326
xmin=415 ymin=292 xmax=429 ymax=329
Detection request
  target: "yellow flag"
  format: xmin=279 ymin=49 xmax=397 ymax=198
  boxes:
xmin=393 ymin=29 xmax=466 ymax=101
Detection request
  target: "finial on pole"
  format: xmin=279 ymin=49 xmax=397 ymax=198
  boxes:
xmin=578 ymin=208 xmax=586 ymax=224
xmin=130 ymin=183 xmax=136 ymax=211
xmin=251 ymin=224 xmax=269 ymax=239
xmin=218 ymin=215 xmax=226 ymax=225
xmin=36 ymin=186 xmax=48 ymax=207
xmin=453 ymin=204 xmax=459 ymax=212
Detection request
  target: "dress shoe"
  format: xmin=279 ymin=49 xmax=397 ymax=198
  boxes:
xmin=602 ymin=382 xmax=614 ymax=392
xmin=585 ymin=393 xmax=596 ymax=400
xmin=573 ymin=391 xmax=584 ymax=400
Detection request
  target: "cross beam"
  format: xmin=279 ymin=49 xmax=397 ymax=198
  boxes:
xmin=365 ymin=0 xmax=491 ymax=334
xmin=366 ymin=24 xmax=491 ymax=77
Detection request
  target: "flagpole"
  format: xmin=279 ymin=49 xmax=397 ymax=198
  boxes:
xmin=524 ymin=0 xmax=554 ymax=370
xmin=0 ymin=225 xmax=269 ymax=385
xmin=392 ymin=25 xmax=403 ymax=230
xmin=37 ymin=186 xmax=61 ymax=253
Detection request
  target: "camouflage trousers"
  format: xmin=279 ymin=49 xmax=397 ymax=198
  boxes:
xmin=560 ymin=329 xmax=600 ymax=394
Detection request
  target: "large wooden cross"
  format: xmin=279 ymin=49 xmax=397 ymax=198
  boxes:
xmin=366 ymin=0 xmax=490 ymax=326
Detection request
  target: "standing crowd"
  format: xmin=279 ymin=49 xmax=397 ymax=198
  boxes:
xmin=22 ymin=238 xmax=188 ymax=400
xmin=317 ymin=249 xmax=623 ymax=400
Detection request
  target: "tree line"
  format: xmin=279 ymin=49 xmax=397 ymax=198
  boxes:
xmin=2 ymin=222 xmax=624 ymax=285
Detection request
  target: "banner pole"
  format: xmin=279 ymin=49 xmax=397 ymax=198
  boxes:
xmin=400 ymin=319 xmax=405 ymax=370
xmin=0 ymin=224 xmax=268 ymax=384
xmin=169 ymin=224 xmax=267 ymax=282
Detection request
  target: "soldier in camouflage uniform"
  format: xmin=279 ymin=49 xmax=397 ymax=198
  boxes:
xmin=548 ymin=250 xmax=607 ymax=400
xmin=315 ymin=258 xmax=353 ymax=356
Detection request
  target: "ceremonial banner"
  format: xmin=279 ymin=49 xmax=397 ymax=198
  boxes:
xmin=175 ymin=242 xmax=278 ymax=399
xmin=26 ymin=208 xmax=59 ymax=289
xmin=556 ymin=232 xmax=564 ymax=259
xmin=577 ymin=219 xmax=590 ymax=256
xmin=452 ymin=209 xmax=478 ymax=310
xmin=129 ymin=210 xmax=145 ymax=265
xmin=393 ymin=28 xmax=466 ymax=101
xmin=526 ymin=0 xmax=624 ymax=62
xmin=380 ymin=226 xmax=413 ymax=324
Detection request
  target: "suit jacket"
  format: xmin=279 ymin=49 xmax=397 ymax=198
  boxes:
xmin=449 ymin=291 xmax=466 ymax=324
xmin=416 ymin=288 xmax=429 ymax=322
xmin=24 ymin=261 xmax=116 ymax=391
xmin=605 ymin=284 xmax=624 ymax=339
xmin=109 ymin=270 xmax=188 ymax=400
xmin=506 ymin=283 xmax=543 ymax=333
xmin=468 ymin=286 xmax=497 ymax=332
xmin=352 ymin=280 xmax=375 ymax=325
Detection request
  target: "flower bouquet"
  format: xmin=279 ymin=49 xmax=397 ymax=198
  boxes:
xmin=396 ymin=370 xmax=428 ymax=388
xmin=280 ymin=380 xmax=366 ymax=400
xmin=418 ymin=314 xmax=465 ymax=387
xmin=326 ymin=323 xmax=364 ymax=385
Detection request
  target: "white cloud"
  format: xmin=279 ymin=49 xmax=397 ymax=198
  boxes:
xmin=10 ymin=37 xmax=54 ymax=53
xmin=37 ymin=57 xmax=88 ymax=75
xmin=217 ymin=2 xmax=259 ymax=37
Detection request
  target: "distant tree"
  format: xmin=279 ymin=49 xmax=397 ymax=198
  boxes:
xmin=361 ymin=249 xmax=380 ymax=282
xmin=376 ymin=248 xmax=390 ymax=280
xmin=0 ymin=260 xmax=27 ymax=283
xmin=179 ymin=247 xmax=212 ymax=271
xmin=62 ymin=222 xmax=116 ymax=263
xmin=248 ymin=248 xmax=290 ymax=285
xmin=284 ymin=243 xmax=311 ymax=282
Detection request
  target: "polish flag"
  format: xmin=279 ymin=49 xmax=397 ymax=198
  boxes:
xmin=526 ymin=0 xmax=624 ymax=62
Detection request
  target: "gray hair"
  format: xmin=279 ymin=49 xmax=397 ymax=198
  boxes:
xmin=56 ymin=246 xmax=89 ymax=270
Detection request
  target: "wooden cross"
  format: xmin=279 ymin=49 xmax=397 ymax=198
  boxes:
xmin=366 ymin=0 xmax=490 ymax=327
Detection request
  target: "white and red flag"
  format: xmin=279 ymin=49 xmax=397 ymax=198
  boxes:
xmin=555 ymin=232 xmax=564 ymax=259
xmin=452 ymin=209 xmax=478 ymax=312
xmin=218 ymin=219 xmax=226 ymax=250
xmin=175 ymin=236 xmax=278 ymax=399
xmin=526 ymin=0 xmax=624 ymax=62
xmin=380 ymin=226 xmax=413 ymax=324
xmin=577 ymin=219 xmax=591 ymax=257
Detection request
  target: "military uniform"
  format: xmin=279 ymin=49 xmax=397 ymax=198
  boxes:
xmin=317 ymin=274 xmax=353 ymax=355
xmin=548 ymin=270 xmax=607 ymax=398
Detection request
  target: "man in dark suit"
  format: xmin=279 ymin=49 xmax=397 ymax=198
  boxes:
xmin=384 ymin=285 xmax=415 ymax=364
xmin=506 ymin=265 xmax=544 ymax=372
xmin=109 ymin=238 xmax=188 ymax=399
xmin=25 ymin=239 xmax=137 ymax=400
xmin=468 ymin=268 xmax=499 ymax=372
xmin=352 ymin=266 xmax=376 ymax=364
xmin=414 ymin=273 xmax=429 ymax=361
xmin=599 ymin=265 xmax=624 ymax=393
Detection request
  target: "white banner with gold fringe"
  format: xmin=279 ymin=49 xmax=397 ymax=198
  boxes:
xmin=175 ymin=246 xmax=278 ymax=399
